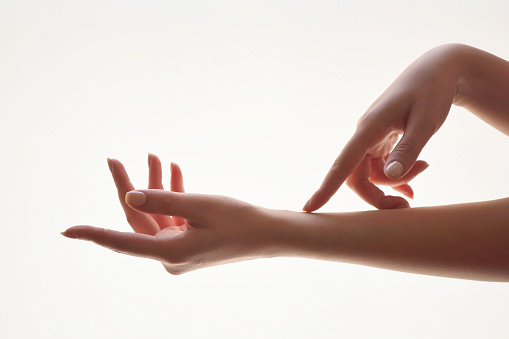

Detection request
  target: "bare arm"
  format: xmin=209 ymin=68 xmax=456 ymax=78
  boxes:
xmin=63 ymin=157 xmax=509 ymax=282
xmin=278 ymin=198 xmax=509 ymax=282
xmin=454 ymin=44 xmax=509 ymax=135
xmin=304 ymin=44 xmax=509 ymax=211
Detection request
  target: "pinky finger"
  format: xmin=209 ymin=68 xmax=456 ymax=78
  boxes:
xmin=62 ymin=226 xmax=163 ymax=261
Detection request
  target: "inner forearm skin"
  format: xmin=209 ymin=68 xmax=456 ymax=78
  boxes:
xmin=268 ymin=198 xmax=509 ymax=281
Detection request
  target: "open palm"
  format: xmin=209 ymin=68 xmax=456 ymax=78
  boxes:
xmin=64 ymin=155 xmax=276 ymax=275
xmin=108 ymin=155 xmax=189 ymax=268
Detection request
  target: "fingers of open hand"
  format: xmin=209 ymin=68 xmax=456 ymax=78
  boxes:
xmin=108 ymin=158 xmax=160 ymax=235
xmin=62 ymin=226 xmax=164 ymax=261
xmin=170 ymin=162 xmax=186 ymax=226
xmin=148 ymin=154 xmax=174 ymax=229
xmin=346 ymin=156 xmax=410 ymax=209
xmin=148 ymin=153 xmax=164 ymax=190
xmin=126 ymin=189 xmax=209 ymax=225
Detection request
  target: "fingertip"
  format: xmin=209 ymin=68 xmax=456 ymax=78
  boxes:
xmin=302 ymin=197 xmax=320 ymax=212
xmin=148 ymin=153 xmax=160 ymax=164
xmin=302 ymin=194 xmax=327 ymax=212
xmin=107 ymin=158 xmax=122 ymax=176
xmin=378 ymin=196 xmax=410 ymax=209
xmin=61 ymin=225 xmax=94 ymax=240
xmin=170 ymin=162 xmax=185 ymax=194
xmin=395 ymin=203 xmax=410 ymax=209
xmin=171 ymin=162 xmax=183 ymax=173
xmin=419 ymin=161 xmax=430 ymax=174
xmin=302 ymin=200 xmax=311 ymax=212
xmin=61 ymin=231 xmax=77 ymax=239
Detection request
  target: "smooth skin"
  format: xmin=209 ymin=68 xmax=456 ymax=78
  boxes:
xmin=63 ymin=44 xmax=509 ymax=281
xmin=63 ymin=154 xmax=509 ymax=281
xmin=303 ymin=43 xmax=509 ymax=211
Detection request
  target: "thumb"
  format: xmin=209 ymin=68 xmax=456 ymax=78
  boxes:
xmin=385 ymin=119 xmax=434 ymax=179
xmin=125 ymin=189 xmax=208 ymax=222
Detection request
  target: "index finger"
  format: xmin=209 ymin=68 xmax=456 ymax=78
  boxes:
xmin=108 ymin=158 xmax=160 ymax=235
xmin=303 ymin=129 xmax=375 ymax=212
xmin=126 ymin=189 xmax=211 ymax=225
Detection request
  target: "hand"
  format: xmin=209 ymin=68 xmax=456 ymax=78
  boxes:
xmin=303 ymin=44 xmax=466 ymax=211
xmin=107 ymin=154 xmax=187 ymax=236
xmin=62 ymin=155 xmax=275 ymax=274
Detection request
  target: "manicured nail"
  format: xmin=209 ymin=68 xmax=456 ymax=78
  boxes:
xmin=61 ymin=231 xmax=77 ymax=239
xmin=126 ymin=191 xmax=146 ymax=207
xmin=386 ymin=161 xmax=404 ymax=179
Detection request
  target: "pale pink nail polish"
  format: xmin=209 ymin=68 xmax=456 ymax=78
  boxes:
xmin=386 ymin=161 xmax=404 ymax=178
xmin=126 ymin=191 xmax=146 ymax=207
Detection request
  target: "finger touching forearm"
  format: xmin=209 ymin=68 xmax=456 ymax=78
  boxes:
xmin=279 ymin=198 xmax=509 ymax=281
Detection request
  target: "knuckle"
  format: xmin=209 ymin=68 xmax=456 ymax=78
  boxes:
xmin=108 ymin=230 xmax=129 ymax=255
xmin=356 ymin=109 xmax=391 ymax=133
xmin=393 ymin=143 xmax=419 ymax=161
xmin=163 ymin=192 xmax=172 ymax=214
xmin=416 ymin=114 xmax=440 ymax=135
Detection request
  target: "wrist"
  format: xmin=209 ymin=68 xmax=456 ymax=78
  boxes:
xmin=445 ymin=44 xmax=485 ymax=107
xmin=249 ymin=208 xmax=307 ymax=259
xmin=256 ymin=208 xmax=345 ymax=261
xmin=420 ymin=44 xmax=470 ymax=106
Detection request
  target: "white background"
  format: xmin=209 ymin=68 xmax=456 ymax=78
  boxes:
xmin=1 ymin=1 xmax=509 ymax=338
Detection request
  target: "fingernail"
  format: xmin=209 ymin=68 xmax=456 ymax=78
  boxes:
xmin=385 ymin=161 xmax=404 ymax=179
xmin=302 ymin=200 xmax=311 ymax=211
xmin=126 ymin=191 xmax=146 ymax=206
xmin=107 ymin=158 xmax=112 ymax=172
xmin=61 ymin=231 xmax=77 ymax=239
xmin=148 ymin=153 xmax=154 ymax=166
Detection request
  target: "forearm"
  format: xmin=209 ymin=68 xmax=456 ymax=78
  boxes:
xmin=452 ymin=44 xmax=509 ymax=135
xmin=268 ymin=198 xmax=509 ymax=281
